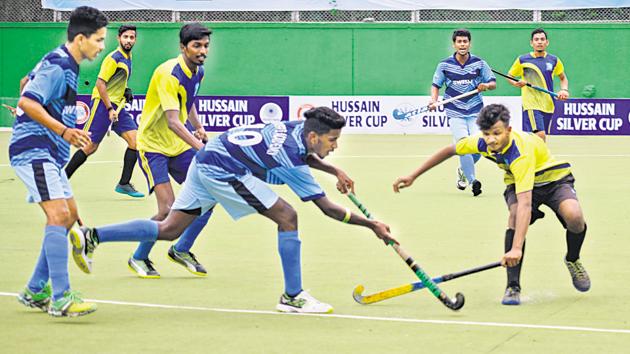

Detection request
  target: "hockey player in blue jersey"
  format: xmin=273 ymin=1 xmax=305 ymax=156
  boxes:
xmin=10 ymin=6 xmax=108 ymax=317
xmin=430 ymin=28 xmax=496 ymax=196
xmin=70 ymin=106 xmax=397 ymax=313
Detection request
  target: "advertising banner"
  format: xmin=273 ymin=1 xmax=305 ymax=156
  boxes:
xmin=550 ymin=99 xmax=630 ymax=136
xmin=290 ymin=96 xmax=522 ymax=134
xmin=76 ymin=95 xmax=289 ymax=132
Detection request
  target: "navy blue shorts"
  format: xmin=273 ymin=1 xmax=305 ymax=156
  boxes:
xmin=84 ymin=98 xmax=137 ymax=144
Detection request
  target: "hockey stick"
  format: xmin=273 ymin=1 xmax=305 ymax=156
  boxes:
xmin=394 ymin=89 xmax=480 ymax=122
xmin=346 ymin=193 xmax=465 ymax=311
xmin=353 ymin=261 xmax=501 ymax=305
xmin=491 ymin=69 xmax=559 ymax=98
xmin=2 ymin=103 xmax=17 ymax=116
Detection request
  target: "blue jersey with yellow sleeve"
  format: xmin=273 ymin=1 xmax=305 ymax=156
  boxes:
xmin=455 ymin=130 xmax=571 ymax=194
xmin=91 ymin=47 xmax=132 ymax=106
xmin=432 ymin=54 xmax=495 ymax=119
xmin=508 ymin=53 xmax=564 ymax=113
xmin=137 ymin=55 xmax=203 ymax=156
xmin=196 ymin=121 xmax=325 ymax=201
xmin=9 ymin=45 xmax=78 ymax=168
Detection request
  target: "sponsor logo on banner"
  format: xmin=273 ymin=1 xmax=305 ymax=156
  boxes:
xmin=550 ymin=99 xmax=630 ymax=136
xmin=76 ymin=100 xmax=90 ymax=125
xmin=76 ymin=95 xmax=289 ymax=132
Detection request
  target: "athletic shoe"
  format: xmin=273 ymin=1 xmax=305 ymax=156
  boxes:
xmin=128 ymin=257 xmax=160 ymax=279
xmin=17 ymin=284 xmax=52 ymax=311
xmin=68 ymin=226 xmax=97 ymax=274
xmin=530 ymin=207 xmax=546 ymax=225
xmin=456 ymin=167 xmax=467 ymax=190
xmin=167 ymin=245 xmax=207 ymax=276
xmin=115 ymin=183 xmax=145 ymax=198
xmin=276 ymin=290 xmax=333 ymax=314
xmin=471 ymin=180 xmax=482 ymax=196
xmin=564 ymin=258 xmax=591 ymax=292
xmin=501 ymin=286 xmax=521 ymax=305
xmin=48 ymin=290 xmax=97 ymax=317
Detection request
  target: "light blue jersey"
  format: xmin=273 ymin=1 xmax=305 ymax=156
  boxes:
xmin=432 ymin=54 xmax=495 ymax=119
xmin=9 ymin=45 xmax=79 ymax=168
xmin=197 ymin=121 xmax=324 ymax=201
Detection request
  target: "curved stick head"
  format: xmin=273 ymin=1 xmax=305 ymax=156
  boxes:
xmin=352 ymin=285 xmax=366 ymax=304
xmin=446 ymin=292 xmax=465 ymax=311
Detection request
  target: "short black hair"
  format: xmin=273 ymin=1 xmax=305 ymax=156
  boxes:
xmin=531 ymin=28 xmax=547 ymax=40
xmin=180 ymin=23 xmax=212 ymax=46
xmin=452 ymin=29 xmax=471 ymax=42
xmin=303 ymin=107 xmax=346 ymax=135
xmin=477 ymin=104 xmax=511 ymax=130
xmin=67 ymin=6 xmax=108 ymax=41
xmin=118 ymin=24 xmax=137 ymax=36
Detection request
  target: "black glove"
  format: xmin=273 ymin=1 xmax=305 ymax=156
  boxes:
xmin=124 ymin=88 xmax=134 ymax=103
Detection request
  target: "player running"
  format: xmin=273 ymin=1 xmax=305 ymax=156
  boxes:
xmin=65 ymin=24 xmax=144 ymax=198
xmin=10 ymin=6 xmax=108 ymax=317
xmin=430 ymin=29 xmax=496 ymax=196
xmin=70 ymin=106 xmax=396 ymax=313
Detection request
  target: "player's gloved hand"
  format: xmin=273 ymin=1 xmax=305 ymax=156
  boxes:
xmin=62 ymin=128 xmax=92 ymax=149
xmin=124 ymin=88 xmax=134 ymax=103
xmin=371 ymin=220 xmax=398 ymax=246
xmin=335 ymin=169 xmax=354 ymax=194
xmin=501 ymin=248 xmax=523 ymax=268
xmin=393 ymin=175 xmax=415 ymax=193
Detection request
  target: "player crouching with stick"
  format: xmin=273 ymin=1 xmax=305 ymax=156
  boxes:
xmin=393 ymin=104 xmax=590 ymax=305
xmin=70 ymin=107 xmax=396 ymax=313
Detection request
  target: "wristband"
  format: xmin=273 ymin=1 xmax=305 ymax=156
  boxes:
xmin=107 ymin=106 xmax=114 ymax=112
xmin=60 ymin=127 xmax=68 ymax=138
xmin=342 ymin=208 xmax=352 ymax=223
xmin=560 ymin=89 xmax=569 ymax=93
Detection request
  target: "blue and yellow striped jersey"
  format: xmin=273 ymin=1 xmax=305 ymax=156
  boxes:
xmin=432 ymin=54 xmax=495 ymax=119
xmin=91 ymin=47 xmax=132 ymax=106
xmin=196 ymin=121 xmax=325 ymax=201
xmin=508 ymin=53 xmax=564 ymax=113
xmin=9 ymin=45 xmax=79 ymax=168
xmin=137 ymin=55 xmax=204 ymax=156
xmin=456 ymin=129 xmax=571 ymax=193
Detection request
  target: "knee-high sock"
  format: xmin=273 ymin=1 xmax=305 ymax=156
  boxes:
xmin=44 ymin=226 xmax=70 ymax=301
xmin=504 ymin=229 xmax=526 ymax=288
xmin=459 ymin=154 xmax=476 ymax=183
xmin=27 ymin=242 xmax=49 ymax=293
xmin=174 ymin=209 xmax=212 ymax=253
xmin=566 ymin=224 xmax=587 ymax=262
xmin=119 ymin=148 xmax=138 ymax=185
xmin=96 ymin=220 xmax=159 ymax=244
xmin=278 ymin=231 xmax=302 ymax=297
xmin=65 ymin=150 xmax=88 ymax=179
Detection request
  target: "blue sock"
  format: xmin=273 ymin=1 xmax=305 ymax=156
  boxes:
xmin=27 ymin=243 xmax=49 ymax=293
xmin=43 ymin=225 xmax=70 ymax=301
xmin=459 ymin=154 xmax=476 ymax=183
xmin=133 ymin=241 xmax=155 ymax=261
xmin=96 ymin=220 xmax=159 ymax=243
xmin=278 ymin=230 xmax=302 ymax=297
xmin=174 ymin=209 xmax=212 ymax=253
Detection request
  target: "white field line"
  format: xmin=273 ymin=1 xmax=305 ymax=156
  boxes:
xmin=1 ymin=292 xmax=628 ymax=334
xmin=1 ymin=153 xmax=629 ymax=168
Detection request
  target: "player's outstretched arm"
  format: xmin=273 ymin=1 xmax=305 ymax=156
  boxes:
xmin=312 ymin=196 xmax=397 ymax=245
xmin=306 ymin=154 xmax=354 ymax=194
xmin=393 ymin=144 xmax=456 ymax=193
xmin=165 ymin=110 xmax=204 ymax=150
